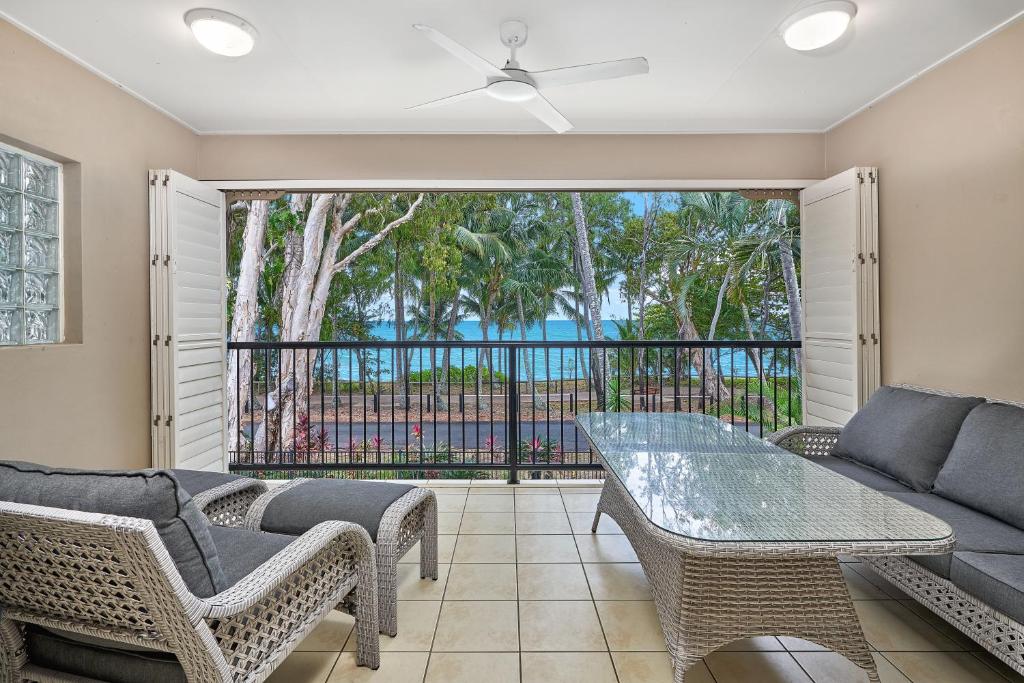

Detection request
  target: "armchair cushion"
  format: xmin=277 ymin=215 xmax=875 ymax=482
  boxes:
xmin=933 ymin=402 xmax=1024 ymax=529
xmin=208 ymin=524 xmax=295 ymax=587
xmin=0 ymin=460 xmax=226 ymax=597
xmin=24 ymin=624 xmax=185 ymax=683
xmin=257 ymin=479 xmax=414 ymax=542
xmin=170 ymin=468 xmax=244 ymax=497
xmin=834 ymin=386 xmax=983 ymax=491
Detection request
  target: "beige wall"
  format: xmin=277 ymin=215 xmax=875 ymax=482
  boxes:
xmin=197 ymin=133 xmax=825 ymax=183
xmin=826 ymin=20 xmax=1024 ymax=402
xmin=0 ymin=20 xmax=200 ymax=469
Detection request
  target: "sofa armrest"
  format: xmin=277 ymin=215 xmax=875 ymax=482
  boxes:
xmin=766 ymin=425 xmax=842 ymax=458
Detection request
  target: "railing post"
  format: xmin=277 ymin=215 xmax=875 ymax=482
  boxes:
xmin=507 ymin=346 xmax=519 ymax=485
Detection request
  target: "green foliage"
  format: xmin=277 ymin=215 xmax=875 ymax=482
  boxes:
xmin=406 ymin=365 xmax=507 ymax=383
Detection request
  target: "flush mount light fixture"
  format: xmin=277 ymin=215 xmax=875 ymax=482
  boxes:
xmin=780 ymin=1 xmax=857 ymax=51
xmin=184 ymin=8 xmax=257 ymax=57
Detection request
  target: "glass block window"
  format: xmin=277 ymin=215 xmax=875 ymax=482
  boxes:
xmin=0 ymin=142 xmax=62 ymax=345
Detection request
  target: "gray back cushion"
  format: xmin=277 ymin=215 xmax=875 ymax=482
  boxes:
xmin=834 ymin=386 xmax=984 ymax=492
xmin=933 ymin=402 xmax=1024 ymax=528
xmin=0 ymin=461 xmax=226 ymax=598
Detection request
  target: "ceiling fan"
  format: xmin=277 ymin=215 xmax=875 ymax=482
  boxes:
xmin=409 ymin=21 xmax=649 ymax=133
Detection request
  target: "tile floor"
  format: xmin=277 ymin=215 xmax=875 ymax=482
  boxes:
xmin=267 ymin=481 xmax=1024 ymax=683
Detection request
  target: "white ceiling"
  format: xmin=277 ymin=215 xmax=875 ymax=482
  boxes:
xmin=1 ymin=0 xmax=1022 ymax=134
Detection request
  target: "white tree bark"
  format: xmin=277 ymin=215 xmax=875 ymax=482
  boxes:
xmin=778 ymin=236 xmax=802 ymax=370
xmin=226 ymin=200 xmax=269 ymax=455
xmin=570 ymin=192 xmax=606 ymax=399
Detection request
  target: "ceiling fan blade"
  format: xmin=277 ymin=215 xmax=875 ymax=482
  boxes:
xmin=518 ymin=94 xmax=573 ymax=134
xmin=413 ymin=24 xmax=506 ymax=79
xmin=530 ymin=56 xmax=649 ymax=89
xmin=407 ymin=87 xmax=487 ymax=110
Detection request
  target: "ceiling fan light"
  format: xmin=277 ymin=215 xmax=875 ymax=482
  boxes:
xmin=780 ymin=1 xmax=856 ymax=51
xmin=486 ymin=79 xmax=537 ymax=103
xmin=185 ymin=8 xmax=257 ymax=57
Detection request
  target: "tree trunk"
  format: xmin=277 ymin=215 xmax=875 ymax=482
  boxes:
xmin=515 ymin=292 xmax=541 ymax=409
xmin=437 ymin=291 xmax=459 ymax=410
xmin=227 ymin=200 xmax=269 ymax=456
xmin=570 ymin=193 xmax=606 ymax=405
xmin=778 ymin=236 xmax=802 ymax=370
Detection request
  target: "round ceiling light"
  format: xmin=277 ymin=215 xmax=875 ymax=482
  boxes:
xmin=184 ymin=8 xmax=257 ymax=57
xmin=780 ymin=1 xmax=857 ymax=51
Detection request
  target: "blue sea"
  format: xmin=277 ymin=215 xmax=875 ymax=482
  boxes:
xmin=309 ymin=320 xmax=791 ymax=382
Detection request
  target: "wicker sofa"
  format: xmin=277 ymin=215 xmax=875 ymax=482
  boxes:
xmin=769 ymin=384 xmax=1024 ymax=676
xmin=0 ymin=462 xmax=381 ymax=682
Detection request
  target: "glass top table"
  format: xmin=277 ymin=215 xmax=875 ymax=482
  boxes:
xmin=575 ymin=412 xmax=954 ymax=550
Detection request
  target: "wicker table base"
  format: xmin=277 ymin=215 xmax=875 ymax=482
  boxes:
xmin=593 ymin=475 xmax=880 ymax=683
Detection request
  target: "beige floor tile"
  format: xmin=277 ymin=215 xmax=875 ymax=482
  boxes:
xmin=464 ymin=494 xmax=514 ymax=512
xmin=898 ymin=599 xmax=984 ymax=651
xmin=792 ymin=652 xmax=910 ymax=683
xmin=595 ymin=601 xmax=666 ymax=651
xmin=327 ymin=652 xmax=429 ymax=682
xmin=266 ymin=652 xmax=338 ymax=683
xmin=518 ymin=563 xmax=592 ymax=600
xmin=516 ymin=511 xmax=572 ymax=534
xmin=444 ymin=563 xmax=518 ymax=600
xmin=467 ymin=486 xmax=515 ymax=494
xmin=851 ymin=563 xmax=912 ymax=600
xmin=516 ymin=534 xmax=581 ymax=563
xmin=295 ymin=610 xmax=354 ymax=651
xmin=435 ymin=495 xmax=466 ymax=512
xmin=513 ymin=479 xmax=560 ymax=487
xmin=396 ymin=563 xmax=449 ymax=600
xmin=515 ymin=494 xmax=566 ymax=512
xmin=705 ymin=651 xmax=812 ymax=682
xmin=344 ymin=601 xmax=440 ymax=652
xmin=853 ymin=600 xmax=961 ymax=652
xmin=584 ymin=563 xmax=652 ymax=600
xmin=718 ymin=637 xmax=785 ymax=651
xmin=424 ymin=652 xmax=519 ymax=683
xmin=521 ymin=652 xmax=618 ymax=683
xmin=519 ymin=600 xmax=608 ymax=651
xmin=459 ymin=512 xmax=515 ymax=534
xmin=970 ymin=651 xmax=1024 ymax=682
xmin=515 ymin=487 xmax=560 ymax=495
xmin=431 ymin=600 xmax=519 ymax=652
xmin=882 ymin=651 xmax=1009 ymax=683
xmin=562 ymin=493 xmax=602 ymax=512
xmin=575 ymin=534 xmax=639 ymax=563
xmin=842 ymin=563 xmax=892 ymax=600
xmin=399 ymin=535 xmax=456 ymax=565
xmin=452 ymin=534 xmax=516 ymax=563
xmin=571 ymin=511 xmax=624 ymax=534
xmin=613 ymin=652 xmax=715 ymax=683
xmin=437 ymin=512 xmax=462 ymax=534
xmin=779 ymin=637 xmax=830 ymax=652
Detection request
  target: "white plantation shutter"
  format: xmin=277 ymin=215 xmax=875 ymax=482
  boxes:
xmin=150 ymin=170 xmax=228 ymax=470
xmin=800 ymin=167 xmax=880 ymax=426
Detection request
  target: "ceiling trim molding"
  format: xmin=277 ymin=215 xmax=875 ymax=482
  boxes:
xmin=205 ymin=178 xmax=820 ymax=191
xmin=0 ymin=10 xmax=201 ymax=134
xmin=826 ymin=9 xmax=1024 ymax=131
xmin=194 ymin=128 xmax=827 ymax=136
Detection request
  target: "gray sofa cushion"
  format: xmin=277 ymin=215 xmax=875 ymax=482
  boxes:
xmin=887 ymin=492 xmax=1024 ymax=577
xmin=24 ymin=624 xmax=185 ymax=683
xmin=208 ymin=525 xmax=295 ymax=587
xmin=834 ymin=386 xmax=984 ymax=492
xmin=812 ymin=455 xmax=912 ymax=493
xmin=950 ymin=553 xmax=1024 ymax=625
xmin=259 ymin=479 xmax=414 ymax=542
xmin=933 ymin=402 xmax=1024 ymax=529
xmin=170 ymin=468 xmax=243 ymax=498
xmin=0 ymin=461 xmax=226 ymax=598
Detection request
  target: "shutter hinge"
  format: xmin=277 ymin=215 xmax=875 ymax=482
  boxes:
xmin=857 ymin=171 xmax=864 ymax=183
xmin=151 ymin=254 xmax=159 ymax=265
xmin=859 ymin=334 xmax=867 ymax=345
xmin=165 ymin=336 xmax=171 ymax=346
xmin=164 ymin=255 xmax=171 ymax=266
xmin=150 ymin=175 xmax=156 ymax=186
xmin=871 ymin=333 xmax=879 ymax=345
xmin=163 ymin=174 xmax=170 ymax=186
xmin=869 ymin=171 xmax=877 ymax=183
xmin=153 ymin=414 xmax=161 ymax=426
xmin=869 ymin=252 xmax=877 ymax=264
xmin=153 ymin=334 xmax=160 ymax=346
xmin=165 ymin=415 xmax=173 ymax=426
xmin=857 ymin=252 xmax=865 ymax=264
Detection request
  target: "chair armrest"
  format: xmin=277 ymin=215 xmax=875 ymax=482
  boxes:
xmin=766 ymin=425 xmax=842 ymax=458
xmin=192 ymin=478 xmax=269 ymax=528
xmin=198 ymin=520 xmax=374 ymax=618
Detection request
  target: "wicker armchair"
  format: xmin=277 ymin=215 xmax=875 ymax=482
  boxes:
xmin=0 ymin=499 xmax=381 ymax=682
xmin=190 ymin=477 xmax=268 ymax=529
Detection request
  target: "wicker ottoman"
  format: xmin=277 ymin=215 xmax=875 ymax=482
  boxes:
xmin=243 ymin=479 xmax=438 ymax=637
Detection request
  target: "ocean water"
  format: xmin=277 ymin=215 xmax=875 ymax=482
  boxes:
xmin=310 ymin=320 xmax=792 ymax=382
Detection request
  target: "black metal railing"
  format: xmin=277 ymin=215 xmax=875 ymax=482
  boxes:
xmin=227 ymin=339 xmax=803 ymax=483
